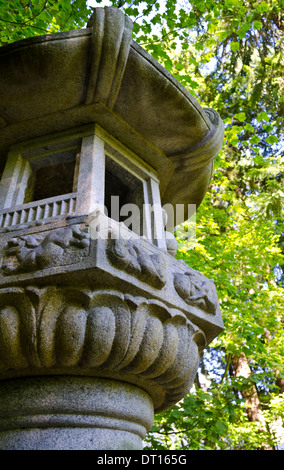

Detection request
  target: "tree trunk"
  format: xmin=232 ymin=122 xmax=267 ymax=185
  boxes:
xmin=232 ymin=352 xmax=273 ymax=450
xmin=276 ymin=375 xmax=284 ymax=394
xmin=263 ymin=326 xmax=284 ymax=445
xmin=263 ymin=327 xmax=284 ymax=393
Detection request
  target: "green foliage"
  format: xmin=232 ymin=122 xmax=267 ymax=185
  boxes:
xmin=144 ymin=382 xmax=277 ymax=450
xmin=1 ymin=0 xmax=283 ymax=451
xmin=0 ymin=0 xmax=91 ymax=44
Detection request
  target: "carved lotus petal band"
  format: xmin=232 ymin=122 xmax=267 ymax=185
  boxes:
xmin=0 ymin=286 xmax=205 ymax=412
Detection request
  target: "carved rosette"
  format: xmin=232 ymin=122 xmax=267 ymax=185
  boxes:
xmin=106 ymin=236 xmax=167 ymax=288
xmin=0 ymin=286 xmax=205 ymax=412
xmin=173 ymin=271 xmax=219 ymax=315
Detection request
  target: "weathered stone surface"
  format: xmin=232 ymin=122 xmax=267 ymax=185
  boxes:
xmin=0 ymin=218 xmax=223 ymax=345
xmin=0 ymin=282 xmax=205 ymax=412
xmin=0 ymin=376 xmax=153 ymax=450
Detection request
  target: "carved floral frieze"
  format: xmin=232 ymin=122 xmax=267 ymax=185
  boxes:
xmin=0 ymin=222 xmax=220 ymax=328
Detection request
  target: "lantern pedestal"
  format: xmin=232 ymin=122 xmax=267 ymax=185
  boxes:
xmin=0 ymin=215 xmax=223 ymax=450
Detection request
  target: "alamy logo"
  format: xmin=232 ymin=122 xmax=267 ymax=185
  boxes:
xmin=87 ymin=196 xmax=196 ymax=248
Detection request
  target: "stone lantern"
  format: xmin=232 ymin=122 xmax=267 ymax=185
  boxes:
xmin=0 ymin=7 xmax=224 ymax=450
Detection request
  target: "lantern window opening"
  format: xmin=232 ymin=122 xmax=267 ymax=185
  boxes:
xmin=101 ymin=138 xmax=166 ymax=250
xmin=0 ymin=136 xmax=82 ymax=229
xmin=0 ymin=126 xmax=167 ymax=251
xmin=30 ymin=149 xmax=80 ymax=204
xmin=104 ymin=152 xmax=146 ymax=238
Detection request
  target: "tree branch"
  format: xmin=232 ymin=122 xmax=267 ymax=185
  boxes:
xmin=0 ymin=0 xmax=47 ymax=27
xmin=134 ymin=0 xmax=159 ymax=22
xmin=220 ymin=353 xmax=232 ymax=384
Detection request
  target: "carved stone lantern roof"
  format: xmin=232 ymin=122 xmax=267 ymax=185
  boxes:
xmin=0 ymin=7 xmax=224 ymax=217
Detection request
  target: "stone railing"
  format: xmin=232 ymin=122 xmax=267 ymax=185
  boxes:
xmin=0 ymin=193 xmax=77 ymax=230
